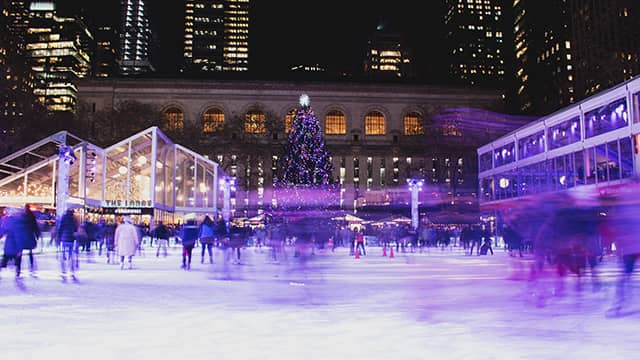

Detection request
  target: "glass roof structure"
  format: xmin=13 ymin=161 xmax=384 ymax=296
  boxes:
xmin=0 ymin=127 xmax=224 ymax=216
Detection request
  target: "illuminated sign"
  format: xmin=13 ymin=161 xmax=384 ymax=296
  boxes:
xmin=103 ymin=200 xmax=153 ymax=207
xmin=101 ymin=207 xmax=154 ymax=215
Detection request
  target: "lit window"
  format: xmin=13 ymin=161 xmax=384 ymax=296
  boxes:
xmin=325 ymin=110 xmax=346 ymax=135
xmin=163 ymin=107 xmax=184 ymax=131
xmin=403 ymin=112 xmax=424 ymax=135
xmin=203 ymin=108 xmax=224 ymax=132
xmin=285 ymin=108 xmax=296 ymax=133
xmin=365 ymin=110 xmax=385 ymax=135
xmin=245 ymin=110 xmax=265 ymax=133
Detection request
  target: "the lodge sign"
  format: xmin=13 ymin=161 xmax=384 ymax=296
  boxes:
xmin=103 ymin=200 xmax=153 ymax=207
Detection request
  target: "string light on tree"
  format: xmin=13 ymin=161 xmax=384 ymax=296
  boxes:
xmin=277 ymin=94 xmax=336 ymax=210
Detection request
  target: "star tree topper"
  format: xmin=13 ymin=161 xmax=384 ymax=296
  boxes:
xmin=299 ymin=94 xmax=310 ymax=108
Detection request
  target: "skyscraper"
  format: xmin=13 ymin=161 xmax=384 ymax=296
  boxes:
xmin=1 ymin=0 xmax=37 ymax=137
xmin=512 ymin=0 xmax=574 ymax=114
xmin=223 ymin=0 xmax=249 ymax=72
xmin=569 ymin=0 xmax=640 ymax=98
xmin=511 ymin=0 xmax=639 ymax=115
xmin=183 ymin=0 xmax=224 ymax=72
xmin=94 ymin=26 xmax=118 ymax=78
xmin=26 ymin=1 xmax=92 ymax=112
xmin=363 ymin=21 xmax=412 ymax=80
xmin=445 ymin=0 xmax=507 ymax=87
xmin=119 ymin=0 xmax=154 ymax=75
xmin=183 ymin=0 xmax=249 ymax=74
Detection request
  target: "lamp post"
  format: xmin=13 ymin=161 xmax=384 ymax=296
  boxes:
xmin=219 ymin=176 xmax=236 ymax=222
xmin=407 ymin=178 xmax=423 ymax=230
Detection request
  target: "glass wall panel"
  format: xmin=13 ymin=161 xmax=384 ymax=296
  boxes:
xmin=166 ymin=146 xmax=175 ymax=208
xmin=2 ymin=177 xmax=23 ymax=198
xmin=105 ymin=145 xmax=129 ymax=203
xmin=129 ymin=133 xmax=153 ymax=203
xmin=85 ymin=150 xmax=103 ymax=202
xmin=554 ymin=156 xmax=566 ymax=190
xmin=595 ymin=144 xmax=607 ymax=183
xmin=494 ymin=143 xmax=515 ymax=167
xmin=479 ymin=151 xmax=492 ymax=172
xmin=518 ymin=131 xmax=545 ymax=160
xmin=205 ymin=169 xmax=215 ymax=209
xmin=519 ymin=164 xmax=533 ymax=196
xmin=565 ymin=153 xmax=576 ymax=188
xmin=585 ymin=98 xmax=629 ymax=138
xmin=25 ymin=162 xmax=55 ymax=204
xmin=620 ymin=137 xmax=633 ymax=179
xmin=575 ymin=150 xmax=585 ymax=186
xmin=196 ymin=161 xmax=206 ymax=208
xmin=175 ymin=149 xmax=194 ymax=208
xmin=155 ymin=135 xmax=170 ymax=207
xmin=68 ymin=148 xmax=82 ymax=198
xmin=585 ymin=147 xmax=596 ymax=185
xmin=549 ymin=117 xmax=581 ymax=150
xmin=607 ymin=140 xmax=620 ymax=181
xmin=633 ymin=92 xmax=640 ymax=124
xmin=480 ymin=177 xmax=493 ymax=202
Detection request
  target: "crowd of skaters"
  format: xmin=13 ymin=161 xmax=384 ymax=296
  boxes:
xmin=2 ymin=192 xmax=640 ymax=313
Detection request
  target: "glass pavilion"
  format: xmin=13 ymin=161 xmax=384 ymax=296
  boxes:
xmin=0 ymin=127 xmax=225 ymax=225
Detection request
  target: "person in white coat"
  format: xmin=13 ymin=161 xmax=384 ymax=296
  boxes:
xmin=114 ymin=216 xmax=140 ymax=270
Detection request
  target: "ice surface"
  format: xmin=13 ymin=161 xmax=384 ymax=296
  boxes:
xmin=0 ymin=245 xmax=638 ymax=360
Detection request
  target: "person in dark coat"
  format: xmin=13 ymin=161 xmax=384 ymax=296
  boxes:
xmin=23 ymin=205 xmax=41 ymax=275
xmin=198 ymin=216 xmax=216 ymax=264
xmin=57 ymin=209 xmax=79 ymax=279
xmin=0 ymin=208 xmax=27 ymax=278
xmin=151 ymin=221 xmax=171 ymax=258
xmin=180 ymin=219 xmax=199 ymax=270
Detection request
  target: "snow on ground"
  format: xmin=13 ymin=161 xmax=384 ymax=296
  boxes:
xmin=0 ymin=244 xmax=638 ymax=360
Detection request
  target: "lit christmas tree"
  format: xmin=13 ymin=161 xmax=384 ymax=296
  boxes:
xmin=280 ymin=94 xmax=333 ymax=186
xmin=276 ymin=94 xmax=336 ymax=211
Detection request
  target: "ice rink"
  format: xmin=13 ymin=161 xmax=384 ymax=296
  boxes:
xmin=0 ymin=244 xmax=638 ymax=360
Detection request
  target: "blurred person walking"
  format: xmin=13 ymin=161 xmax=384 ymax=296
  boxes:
xmin=198 ymin=216 xmax=216 ymax=264
xmin=151 ymin=221 xmax=171 ymax=258
xmin=22 ymin=205 xmax=41 ymax=276
xmin=179 ymin=219 xmax=199 ymax=270
xmin=0 ymin=208 xmax=27 ymax=279
xmin=603 ymin=194 xmax=640 ymax=314
xmin=57 ymin=209 xmax=79 ymax=280
xmin=114 ymin=216 xmax=140 ymax=270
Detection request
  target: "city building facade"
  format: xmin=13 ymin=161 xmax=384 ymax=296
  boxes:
xmin=183 ymin=0 xmax=249 ymax=73
xmin=512 ymin=0 xmax=574 ymax=114
xmin=118 ymin=0 xmax=154 ymax=75
xmin=511 ymin=0 xmax=640 ymax=115
xmin=26 ymin=1 xmax=92 ymax=113
xmin=478 ymin=75 xmax=640 ymax=227
xmin=445 ymin=0 xmax=507 ymax=87
xmin=1 ymin=0 xmax=36 ymax=126
xmin=364 ymin=21 xmax=412 ymax=80
xmin=93 ymin=26 xmax=118 ymax=78
xmin=77 ymin=78 xmax=528 ymax=220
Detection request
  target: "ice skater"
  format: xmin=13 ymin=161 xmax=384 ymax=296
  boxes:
xmin=57 ymin=209 xmax=79 ymax=281
xmin=179 ymin=218 xmax=199 ymax=270
xmin=198 ymin=216 xmax=216 ymax=264
xmin=114 ymin=216 xmax=140 ymax=270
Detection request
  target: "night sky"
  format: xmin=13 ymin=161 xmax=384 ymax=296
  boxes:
xmin=56 ymin=0 xmax=447 ymax=83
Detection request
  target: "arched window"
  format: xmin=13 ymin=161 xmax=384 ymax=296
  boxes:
xmin=403 ymin=112 xmax=424 ymax=135
xmin=245 ymin=109 xmax=265 ymax=134
xmin=365 ymin=110 xmax=385 ymax=135
xmin=163 ymin=107 xmax=184 ymax=131
xmin=203 ymin=108 xmax=225 ymax=133
xmin=285 ymin=108 xmax=296 ymax=134
xmin=325 ymin=110 xmax=346 ymax=135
